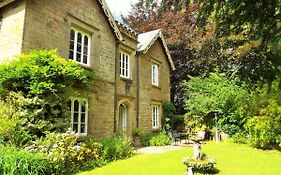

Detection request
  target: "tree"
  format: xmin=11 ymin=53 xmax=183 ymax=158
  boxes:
xmin=196 ymin=0 xmax=281 ymax=44
xmin=182 ymin=72 xmax=249 ymax=135
xmin=194 ymin=0 xmax=281 ymax=86
xmin=125 ymin=0 xmax=215 ymax=113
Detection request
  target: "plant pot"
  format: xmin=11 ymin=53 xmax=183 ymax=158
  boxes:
xmin=133 ymin=136 xmax=142 ymax=147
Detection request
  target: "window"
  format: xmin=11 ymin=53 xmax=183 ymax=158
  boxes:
xmin=152 ymin=64 xmax=159 ymax=86
xmin=69 ymin=28 xmax=90 ymax=65
xmin=68 ymin=98 xmax=88 ymax=135
xmin=152 ymin=105 xmax=160 ymax=129
xmin=120 ymin=52 xmax=130 ymax=78
xmin=118 ymin=104 xmax=127 ymax=130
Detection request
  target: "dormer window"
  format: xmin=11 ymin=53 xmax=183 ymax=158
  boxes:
xmin=120 ymin=52 xmax=130 ymax=79
xmin=69 ymin=28 xmax=91 ymax=66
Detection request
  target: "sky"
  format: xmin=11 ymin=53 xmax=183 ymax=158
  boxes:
xmin=104 ymin=0 xmax=138 ymax=20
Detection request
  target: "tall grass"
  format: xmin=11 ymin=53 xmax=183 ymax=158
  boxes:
xmin=0 ymin=146 xmax=51 ymax=175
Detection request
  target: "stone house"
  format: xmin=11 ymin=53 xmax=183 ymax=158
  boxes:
xmin=0 ymin=0 xmax=175 ymax=138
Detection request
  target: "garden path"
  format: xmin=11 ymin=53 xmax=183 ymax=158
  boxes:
xmin=136 ymin=146 xmax=182 ymax=154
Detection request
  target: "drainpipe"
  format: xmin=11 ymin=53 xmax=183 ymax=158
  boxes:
xmin=114 ymin=41 xmax=121 ymax=133
xmin=136 ymin=52 xmax=140 ymax=127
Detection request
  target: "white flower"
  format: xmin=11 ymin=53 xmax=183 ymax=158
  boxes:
xmin=53 ymin=144 xmax=58 ymax=148
xmin=74 ymin=145 xmax=81 ymax=151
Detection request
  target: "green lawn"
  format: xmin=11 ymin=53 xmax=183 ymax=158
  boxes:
xmin=78 ymin=142 xmax=281 ymax=175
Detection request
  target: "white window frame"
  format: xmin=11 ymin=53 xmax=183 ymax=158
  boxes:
xmin=152 ymin=105 xmax=160 ymax=129
xmin=69 ymin=98 xmax=89 ymax=136
xmin=120 ymin=52 xmax=130 ymax=79
xmin=152 ymin=64 xmax=159 ymax=86
xmin=69 ymin=27 xmax=91 ymax=66
xmin=118 ymin=104 xmax=127 ymax=130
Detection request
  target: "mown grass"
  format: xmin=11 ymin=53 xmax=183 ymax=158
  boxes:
xmin=77 ymin=141 xmax=281 ymax=175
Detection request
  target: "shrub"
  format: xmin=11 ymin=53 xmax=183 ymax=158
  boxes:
xmin=245 ymin=96 xmax=281 ymax=150
xmin=231 ymin=132 xmax=248 ymax=144
xmin=100 ymin=137 xmax=134 ymax=162
xmin=0 ymin=99 xmax=32 ymax=146
xmin=0 ymin=50 xmax=94 ymax=96
xmin=141 ymin=132 xmax=171 ymax=146
xmin=0 ymin=50 xmax=95 ymax=142
xmin=132 ymin=128 xmax=143 ymax=137
xmin=162 ymin=101 xmax=176 ymax=131
xmin=170 ymin=115 xmax=185 ymax=131
xmin=0 ymin=145 xmax=51 ymax=175
xmin=26 ymin=129 xmax=101 ymax=174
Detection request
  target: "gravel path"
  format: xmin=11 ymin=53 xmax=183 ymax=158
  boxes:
xmin=135 ymin=145 xmax=182 ymax=154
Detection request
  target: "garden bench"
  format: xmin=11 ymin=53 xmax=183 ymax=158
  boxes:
xmin=168 ymin=131 xmax=188 ymax=145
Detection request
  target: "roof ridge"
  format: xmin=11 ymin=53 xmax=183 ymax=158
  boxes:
xmin=137 ymin=29 xmax=175 ymax=70
xmin=115 ymin=21 xmax=138 ymax=39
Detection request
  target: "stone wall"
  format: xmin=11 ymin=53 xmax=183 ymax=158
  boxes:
xmin=0 ymin=0 xmax=26 ymax=62
xmin=138 ymin=39 xmax=171 ymax=133
xmin=115 ymin=33 xmax=138 ymax=136
xmin=0 ymin=0 xmax=172 ymax=139
xmin=21 ymin=0 xmax=117 ymax=139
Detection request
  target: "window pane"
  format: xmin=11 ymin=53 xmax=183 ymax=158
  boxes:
xmin=83 ymin=46 xmax=88 ymax=55
xmin=70 ymin=30 xmax=75 ymax=40
xmin=73 ymin=124 xmax=78 ymax=132
xmin=120 ymin=53 xmax=122 ymax=75
xmin=81 ymin=124 xmax=85 ymax=133
xmin=81 ymin=113 xmax=86 ymax=122
xmin=70 ymin=40 xmax=74 ymax=50
xmin=69 ymin=51 xmax=74 ymax=60
xmin=77 ymin=43 xmax=82 ymax=52
xmin=76 ymin=53 xmax=81 ymax=62
xmin=81 ymin=100 xmax=86 ymax=112
xmin=74 ymin=100 xmax=79 ymax=111
xmin=73 ymin=112 xmax=79 ymax=122
xmin=84 ymin=36 xmax=88 ymax=46
xmin=83 ymin=55 xmax=88 ymax=64
xmin=77 ymin=33 xmax=82 ymax=43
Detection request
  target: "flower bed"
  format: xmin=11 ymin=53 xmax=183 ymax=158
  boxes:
xmin=182 ymin=155 xmax=219 ymax=174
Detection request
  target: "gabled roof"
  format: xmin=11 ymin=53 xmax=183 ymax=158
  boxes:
xmin=97 ymin=0 xmax=123 ymax=41
xmin=137 ymin=29 xmax=175 ymax=70
xmin=0 ymin=0 xmax=124 ymax=41
xmin=116 ymin=21 xmax=138 ymax=40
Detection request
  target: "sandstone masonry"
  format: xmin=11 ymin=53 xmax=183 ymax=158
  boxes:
xmin=0 ymin=0 xmax=175 ymax=139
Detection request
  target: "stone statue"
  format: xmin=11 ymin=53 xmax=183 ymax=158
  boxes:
xmin=193 ymin=142 xmax=201 ymax=160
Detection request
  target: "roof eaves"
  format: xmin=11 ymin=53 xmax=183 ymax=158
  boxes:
xmin=97 ymin=0 xmax=124 ymax=41
xmin=0 ymin=0 xmax=16 ymax=8
xmin=116 ymin=21 xmax=138 ymax=40
xmin=158 ymin=31 xmax=175 ymax=70
xmin=138 ymin=30 xmax=175 ymax=70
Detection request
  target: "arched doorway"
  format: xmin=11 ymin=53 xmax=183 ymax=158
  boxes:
xmin=118 ymin=104 xmax=127 ymax=130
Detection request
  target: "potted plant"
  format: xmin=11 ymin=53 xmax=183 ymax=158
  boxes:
xmin=132 ymin=127 xmax=142 ymax=147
